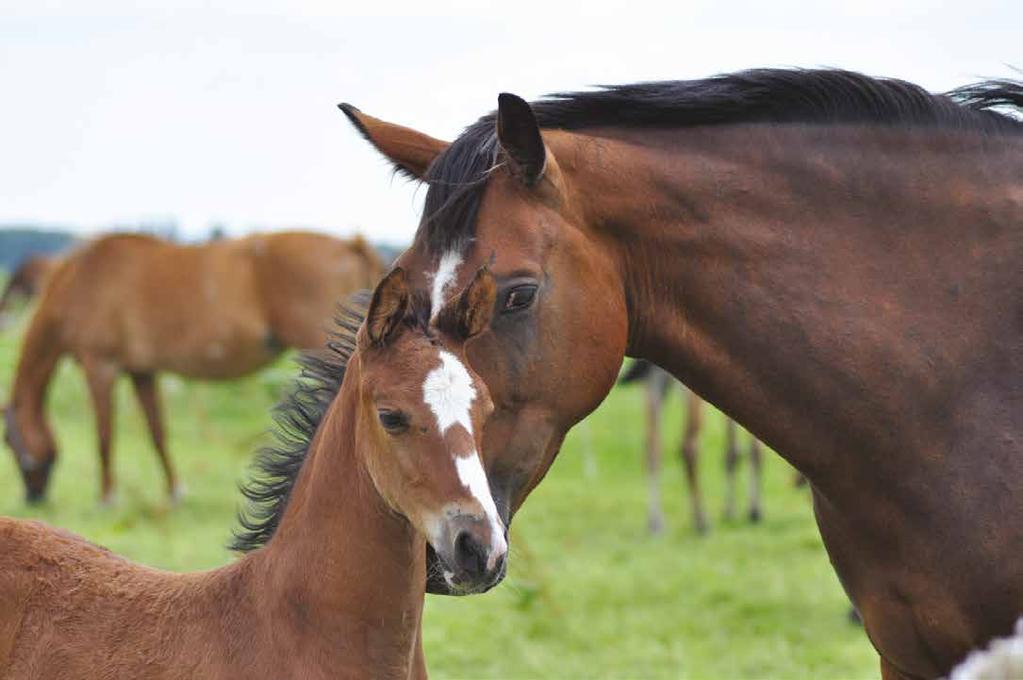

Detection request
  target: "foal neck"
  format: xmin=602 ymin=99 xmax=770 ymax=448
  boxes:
xmin=247 ymin=367 xmax=426 ymax=677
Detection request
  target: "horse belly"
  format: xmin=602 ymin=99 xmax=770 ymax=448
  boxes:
xmin=160 ymin=323 xmax=281 ymax=380
xmin=130 ymin=268 xmax=282 ymax=379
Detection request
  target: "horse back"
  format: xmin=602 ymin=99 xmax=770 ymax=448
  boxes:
xmin=246 ymin=231 xmax=385 ymax=349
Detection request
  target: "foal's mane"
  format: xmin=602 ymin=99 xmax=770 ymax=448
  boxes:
xmin=229 ymin=296 xmax=367 ymax=552
xmin=230 ymin=289 xmax=433 ymax=552
xmin=418 ymin=68 xmax=1023 ymax=254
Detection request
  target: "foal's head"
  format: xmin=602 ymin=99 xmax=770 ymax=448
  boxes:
xmin=355 ymin=265 xmax=507 ymax=594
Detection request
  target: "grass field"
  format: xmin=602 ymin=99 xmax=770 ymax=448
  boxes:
xmin=0 ymin=301 xmax=878 ymax=679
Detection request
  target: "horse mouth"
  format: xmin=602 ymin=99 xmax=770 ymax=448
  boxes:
xmin=425 ymin=542 xmax=508 ymax=596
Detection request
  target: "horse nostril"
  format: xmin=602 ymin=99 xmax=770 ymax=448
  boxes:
xmin=453 ymin=530 xmax=487 ymax=579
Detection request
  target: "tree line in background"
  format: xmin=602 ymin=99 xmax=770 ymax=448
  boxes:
xmin=0 ymin=227 xmax=77 ymax=272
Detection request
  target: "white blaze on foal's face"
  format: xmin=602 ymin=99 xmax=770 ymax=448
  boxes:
xmin=422 ymin=349 xmax=507 ymax=566
xmin=422 ymin=351 xmax=476 ymax=435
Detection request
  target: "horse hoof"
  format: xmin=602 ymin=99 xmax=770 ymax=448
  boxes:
xmin=170 ymin=485 xmax=187 ymax=505
xmin=748 ymin=507 xmax=762 ymax=523
xmin=648 ymin=516 xmax=665 ymax=535
xmin=99 ymin=493 xmax=118 ymax=508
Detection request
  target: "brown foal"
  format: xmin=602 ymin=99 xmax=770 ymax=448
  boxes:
xmin=0 ymin=266 xmax=506 ymax=679
xmin=342 ymin=69 xmax=1023 ymax=677
xmin=3 ymin=231 xmax=383 ymax=504
xmin=619 ymin=359 xmax=763 ymax=534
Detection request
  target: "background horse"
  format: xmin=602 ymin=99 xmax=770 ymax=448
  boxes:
xmin=0 ymin=255 xmax=59 ymax=330
xmin=619 ymin=359 xmax=763 ymax=534
xmin=3 ymin=231 xmax=384 ymax=504
xmin=0 ymin=266 xmax=503 ymax=679
xmin=342 ymin=69 xmax=1023 ymax=678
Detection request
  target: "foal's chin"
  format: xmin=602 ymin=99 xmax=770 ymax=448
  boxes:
xmin=424 ymin=543 xmax=508 ymax=596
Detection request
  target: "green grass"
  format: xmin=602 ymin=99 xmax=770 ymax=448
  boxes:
xmin=0 ymin=301 xmax=878 ymax=679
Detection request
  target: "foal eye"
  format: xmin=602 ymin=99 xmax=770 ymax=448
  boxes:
xmin=502 ymin=285 xmax=537 ymax=313
xmin=378 ymin=410 xmax=409 ymax=433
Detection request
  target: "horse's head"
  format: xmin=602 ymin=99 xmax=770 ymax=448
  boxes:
xmin=3 ymin=402 xmax=56 ymax=503
xmin=354 ymin=265 xmax=507 ymax=594
xmin=342 ymin=95 xmax=628 ymax=593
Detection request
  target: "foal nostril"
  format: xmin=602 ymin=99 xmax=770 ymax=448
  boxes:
xmin=453 ymin=530 xmax=487 ymax=579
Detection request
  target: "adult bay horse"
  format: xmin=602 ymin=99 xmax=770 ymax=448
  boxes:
xmin=3 ymin=231 xmax=384 ymax=504
xmin=618 ymin=359 xmax=763 ymax=534
xmin=0 ymin=267 xmax=507 ymax=679
xmin=0 ymin=255 xmax=59 ymax=329
xmin=341 ymin=69 xmax=1023 ymax=678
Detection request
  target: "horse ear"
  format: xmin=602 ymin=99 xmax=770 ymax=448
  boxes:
xmin=338 ymin=104 xmax=449 ymax=180
xmin=366 ymin=267 xmax=410 ymax=346
xmin=497 ymin=93 xmax=546 ymax=186
xmin=441 ymin=266 xmax=496 ymax=339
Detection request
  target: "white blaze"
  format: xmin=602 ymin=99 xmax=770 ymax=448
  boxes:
xmin=430 ymin=251 xmax=462 ymax=322
xmin=423 ymin=350 xmax=477 ymax=434
xmin=455 ymin=452 xmax=508 ymax=567
xmin=422 ymin=349 xmax=507 ymax=566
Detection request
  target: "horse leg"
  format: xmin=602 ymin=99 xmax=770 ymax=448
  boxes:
xmin=681 ymin=390 xmax=708 ymax=534
xmin=130 ymin=372 xmax=181 ymax=502
xmin=747 ymin=436 xmax=763 ymax=522
xmin=723 ymin=418 xmax=739 ymax=521
xmin=645 ymin=371 xmax=665 ymax=534
xmin=82 ymin=357 xmax=118 ymax=505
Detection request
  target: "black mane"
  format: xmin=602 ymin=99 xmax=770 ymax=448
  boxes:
xmin=229 ymin=296 xmax=367 ymax=552
xmin=419 ymin=68 xmax=1023 ymax=255
xmin=230 ymin=289 xmax=436 ymax=552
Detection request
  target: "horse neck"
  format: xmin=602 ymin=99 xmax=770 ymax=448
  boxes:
xmin=247 ymin=362 xmax=426 ymax=675
xmin=9 ymin=297 xmax=64 ymax=446
xmin=569 ymin=124 xmax=1023 ymax=484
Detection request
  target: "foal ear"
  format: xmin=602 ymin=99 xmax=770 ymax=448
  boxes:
xmin=338 ymin=104 xmax=449 ymax=180
xmin=497 ymin=93 xmax=546 ymax=187
xmin=366 ymin=267 xmax=410 ymax=346
xmin=441 ymin=266 xmax=497 ymax=339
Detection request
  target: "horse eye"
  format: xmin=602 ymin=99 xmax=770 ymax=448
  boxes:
xmin=378 ymin=410 xmax=409 ymax=433
xmin=503 ymin=285 xmax=537 ymax=312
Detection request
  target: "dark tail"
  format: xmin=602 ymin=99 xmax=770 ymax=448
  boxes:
xmin=618 ymin=359 xmax=654 ymax=385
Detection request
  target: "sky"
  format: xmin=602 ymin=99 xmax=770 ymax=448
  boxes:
xmin=1 ymin=1 xmax=1020 ymax=246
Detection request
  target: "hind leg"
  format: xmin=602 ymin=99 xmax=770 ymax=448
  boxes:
xmin=680 ymin=390 xmax=708 ymax=534
xmin=724 ymin=419 xmax=740 ymax=519
xmin=82 ymin=356 xmax=118 ymax=505
xmin=747 ymin=436 xmax=763 ymax=522
xmin=644 ymin=372 xmax=666 ymax=534
xmin=130 ymin=372 xmax=181 ymax=502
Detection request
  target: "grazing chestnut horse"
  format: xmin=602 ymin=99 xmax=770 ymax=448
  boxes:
xmin=0 ymin=255 xmax=59 ymax=329
xmin=341 ymin=69 xmax=1023 ymax=678
xmin=0 ymin=267 xmax=507 ymax=679
xmin=619 ymin=359 xmax=762 ymax=534
xmin=3 ymin=231 xmax=384 ymax=504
